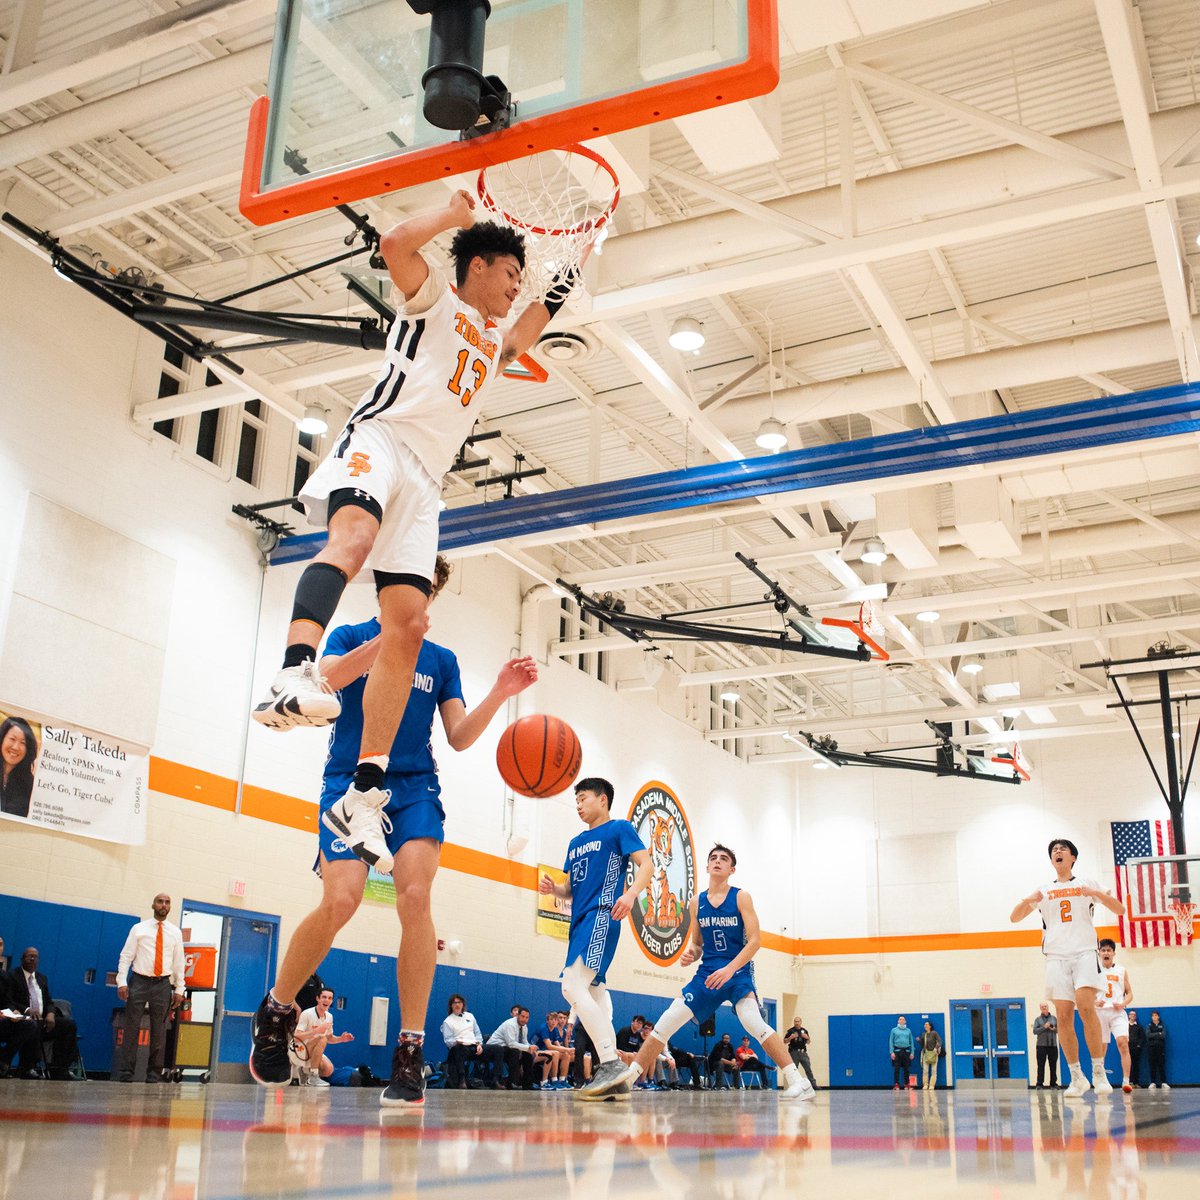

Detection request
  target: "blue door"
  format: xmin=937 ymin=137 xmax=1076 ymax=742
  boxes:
xmin=201 ymin=908 xmax=278 ymax=1082
xmin=950 ymin=998 xmax=1028 ymax=1088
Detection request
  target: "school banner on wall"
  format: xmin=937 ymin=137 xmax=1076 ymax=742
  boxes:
xmin=0 ymin=706 xmax=147 ymax=845
xmin=536 ymin=864 xmax=571 ymax=939
xmin=363 ymin=866 xmax=396 ymax=905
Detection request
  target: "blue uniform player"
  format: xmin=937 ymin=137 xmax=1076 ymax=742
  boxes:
xmin=622 ymin=843 xmax=814 ymax=1100
xmin=250 ymin=557 xmax=538 ymax=1108
xmin=539 ymin=777 xmax=652 ymax=1101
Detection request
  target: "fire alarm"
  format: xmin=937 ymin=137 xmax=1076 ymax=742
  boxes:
xmin=437 ymin=938 xmax=446 ymax=951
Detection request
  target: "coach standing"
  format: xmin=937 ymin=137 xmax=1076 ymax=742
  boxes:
xmin=115 ymin=893 xmax=186 ymax=1082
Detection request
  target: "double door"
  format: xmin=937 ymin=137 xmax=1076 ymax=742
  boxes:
xmin=950 ymin=998 xmax=1028 ymax=1088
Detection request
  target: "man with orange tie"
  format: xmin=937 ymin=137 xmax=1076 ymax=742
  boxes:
xmin=116 ymin=893 xmax=186 ymax=1082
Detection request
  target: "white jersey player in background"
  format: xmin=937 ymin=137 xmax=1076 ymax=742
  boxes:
xmin=1010 ymin=838 xmax=1125 ymax=1098
xmin=1096 ymin=937 xmax=1135 ymax=1093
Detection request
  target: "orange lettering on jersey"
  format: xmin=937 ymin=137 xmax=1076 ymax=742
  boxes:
xmin=348 ymin=452 xmax=371 ymax=476
xmin=455 ymin=312 xmax=497 ymax=361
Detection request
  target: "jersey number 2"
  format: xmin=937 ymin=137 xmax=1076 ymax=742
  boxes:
xmin=1059 ymin=899 xmax=1072 ymax=923
xmin=448 ymin=350 xmax=487 ymax=406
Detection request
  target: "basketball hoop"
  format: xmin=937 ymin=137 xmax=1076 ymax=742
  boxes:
xmin=1167 ymin=898 xmax=1195 ymax=939
xmin=477 ymin=144 xmax=620 ymax=305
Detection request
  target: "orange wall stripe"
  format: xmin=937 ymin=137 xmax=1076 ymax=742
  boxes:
xmin=149 ymin=756 xmax=1108 ymax=955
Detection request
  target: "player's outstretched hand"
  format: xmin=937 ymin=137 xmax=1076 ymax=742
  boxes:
xmin=448 ymin=188 xmax=476 ymax=226
xmin=611 ymin=890 xmax=636 ymax=921
xmin=496 ymin=656 xmax=539 ymax=696
xmin=538 ymin=873 xmax=556 ymax=895
xmin=705 ymin=966 xmax=734 ymax=990
xmin=1024 ymin=890 xmax=1045 ymax=906
xmin=679 ymin=944 xmax=698 ymax=967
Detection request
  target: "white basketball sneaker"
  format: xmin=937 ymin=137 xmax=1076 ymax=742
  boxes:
xmin=1064 ymin=1073 xmax=1092 ymax=1098
xmin=781 ymin=1064 xmax=816 ymax=1101
xmin=252 ymin=661 xmax=341 ymax=731
xmin=1092 ymin=1066 xmax=1113 ymax=1094
xmin=322 ymin=785 xmax=394 ymax=873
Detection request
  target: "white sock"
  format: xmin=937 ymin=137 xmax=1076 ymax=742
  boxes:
xmin=1068 ymin=1061 xmax=1083 ymax=1077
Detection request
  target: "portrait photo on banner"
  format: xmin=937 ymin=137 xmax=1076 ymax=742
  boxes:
xmin=0 ymin=708 xmax=42 ymax=820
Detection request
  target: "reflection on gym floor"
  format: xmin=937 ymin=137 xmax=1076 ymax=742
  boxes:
xmin=0 ymin=1081 xmax=1193 ymax=1199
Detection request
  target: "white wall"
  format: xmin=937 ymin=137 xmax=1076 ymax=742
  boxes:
xmin=2 ymin=231 xmax=1198 ymax=1076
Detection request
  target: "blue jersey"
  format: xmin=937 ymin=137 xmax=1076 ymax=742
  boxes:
xmin=532 ymin=1022 xmax=554 ymax=1049
xmin=564 ymin=819 xmax=645 ymax=932
xmin=323 ymin=620 xmax=463 ymax=777
xmin=697 ymin=887 xmax=745 ymax=971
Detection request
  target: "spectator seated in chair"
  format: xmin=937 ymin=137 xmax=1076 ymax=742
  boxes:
xmin=0 ymin=935 xmax=38 ymax=1078
xmin=708 ymin=1033 xmax=739 ymax=1089
xmin=668 ymin=1040 xmax=703 ymax=1089
xmin=615 ymin=1015 xmax=646 ymax=1066
xmin=439 ymin=993 xmax=484 ymax=1089
xmin=530 ymin=1010 xmax=571 ymax=1089
xmin=482 ymin=1007 xmax=537 ymax=1089
xmin=735 ymin=1035 xmax=769 ymax=1089
xmin=6 ymin=946 xmax=80 ymax=1079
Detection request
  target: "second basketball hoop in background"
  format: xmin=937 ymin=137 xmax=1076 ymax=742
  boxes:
xmin=497 ymin=714 xmax=583 ymax=799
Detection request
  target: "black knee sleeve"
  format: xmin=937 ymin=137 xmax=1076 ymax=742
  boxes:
xmin=291 ymin=561 xmax=349 ymax=629
xmin=327 ymin=487 xmax=383 ymax=524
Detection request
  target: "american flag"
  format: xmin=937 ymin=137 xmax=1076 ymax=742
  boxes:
xmin=1111 ymin=819 xmax=1191 ymax=947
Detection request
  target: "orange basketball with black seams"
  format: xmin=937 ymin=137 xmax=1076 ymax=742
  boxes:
xmin=496 ymin=714 xmax=582 ymax=799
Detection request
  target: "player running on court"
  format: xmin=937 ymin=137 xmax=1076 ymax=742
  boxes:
xmin=539 ymin=778 xmax=652 ymax=1102
xmin=1010 ymin=838 xmax=1125 ymax=1097
xmin=1097 ymin=937 xmax=1135 ymax=1093
xmin=619 ymin=843 xmax=814 ymax=1101
xmin=252 ymin=190 xmax=578 ymax=876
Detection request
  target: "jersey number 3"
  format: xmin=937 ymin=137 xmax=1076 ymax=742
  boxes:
xmin=448 ymin=350 xmax=487 ymax=406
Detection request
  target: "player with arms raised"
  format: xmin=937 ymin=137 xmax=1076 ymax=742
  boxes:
xmin=1010 ymin=839 xmax=1125 ymax=1097
xmin=252 ymin=191 xmax=580 ymax=876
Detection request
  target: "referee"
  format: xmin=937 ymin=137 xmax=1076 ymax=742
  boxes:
xmin=115 ymin=893 xmax=186 ymax=1082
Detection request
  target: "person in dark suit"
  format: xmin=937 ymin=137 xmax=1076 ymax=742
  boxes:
xmin=7 ymin=946 xmax=80 ymax=1078
xmin=0 ymin=935 xmax=38 ymax=1077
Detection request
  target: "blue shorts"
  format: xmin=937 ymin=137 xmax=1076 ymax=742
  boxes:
xmin=681 ymin=964 xmax=758 ymax=1023
xmin=564 ymin=908 xmax=621 ymax=985
xmin=317 ymin=770 xmax=445 ymax=868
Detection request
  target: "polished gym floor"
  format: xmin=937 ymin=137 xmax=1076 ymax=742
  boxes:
xmin=0 ymin=1080 xmax=1194 ymax=1199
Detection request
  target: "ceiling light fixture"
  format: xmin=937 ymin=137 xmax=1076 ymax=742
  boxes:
xmin=916 ymin=609 xmax=940 ymax=623
xmin=860 ymin=537 xmax=888 ymax=565
xmin=755 ymin=417 xmax=788 ymax=451
xmin=298 ymin=403 xmax=328 ymax=435
xmin=720 ymin=688 xmax=741 ymax=703
xmin=812 ymin=760 xmax=831 ymax=770
xmin=961 ymin=656 xmax=984 ymax=675
xmin=668 ymin=316 xmax=705 ymax=351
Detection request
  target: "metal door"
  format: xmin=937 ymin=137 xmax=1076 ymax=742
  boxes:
xmin=214 ymin=914 xmax=277 ymax=1082
xmin=950 ymin=998 xmax=1028 ymax=1088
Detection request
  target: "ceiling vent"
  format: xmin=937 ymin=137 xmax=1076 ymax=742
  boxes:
xmin=536 ymin=329 xmax=599 ymax=364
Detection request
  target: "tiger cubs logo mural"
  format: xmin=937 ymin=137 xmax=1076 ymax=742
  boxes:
xmin=626 ymin=781 xmax=695 ymax=965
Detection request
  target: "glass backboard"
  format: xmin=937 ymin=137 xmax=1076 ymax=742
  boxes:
xmin=240 ymin=0 xmax=777 ymax=224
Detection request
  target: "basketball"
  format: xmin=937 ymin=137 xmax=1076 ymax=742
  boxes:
xmin=496 ymin=714 xmax=582 ymax=798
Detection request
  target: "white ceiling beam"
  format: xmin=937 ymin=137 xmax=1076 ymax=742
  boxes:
xmin=1094 ymin=0 xmax=1200 ymax=382
xmin=2 ymin=0 xmax=45 ymax=76
xmin=0 ymin=43 xmax=271 ymax=170
xmin=844 ymin=61 xmax=1133 ymax=181
xmin=0 ymin=0 xmax=275 ymax=111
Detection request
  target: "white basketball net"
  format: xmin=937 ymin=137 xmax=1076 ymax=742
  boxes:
xmin=1167 ymin=898 xmax=1195 ymax=938
xmin=477 ymin=145 xmax=620 ymax=305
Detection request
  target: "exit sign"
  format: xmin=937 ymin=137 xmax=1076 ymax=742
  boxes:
xmin=228 ymin=878 xmax=248 ymax=898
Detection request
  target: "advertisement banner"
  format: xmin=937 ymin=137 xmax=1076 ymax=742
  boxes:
xmin=0 ymin=707 xmax=147 ymax=845
xmin=537 ymin=863 xmax=571 ymax=939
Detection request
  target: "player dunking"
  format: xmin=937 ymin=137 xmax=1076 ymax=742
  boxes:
xmin=1096 ymin=937 xmax=1135 ymax=1093
xmin=618 ymin=844 xmax=814 ymax=1100
xmin=538 ymin=778 xmax=652 ymax=1101
xmin=1010 ymin=839 xmax=1125 ymax=1097
xmin=251 ymin=191 xmax=577 ymax=874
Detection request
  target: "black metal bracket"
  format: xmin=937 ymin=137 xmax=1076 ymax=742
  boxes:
xmin=555 ymin=554 xmax=874 ymax=663
xmin=797 ymin=724 xmax=1023 ymax=784
xmin=232 ymin=497 xmax=298 ymax=548
xmin=475 ymin=452 xmax=547 ymax=498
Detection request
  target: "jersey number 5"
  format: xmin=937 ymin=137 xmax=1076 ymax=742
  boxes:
xmin=448 ymin=349 xmax=487 ymax=406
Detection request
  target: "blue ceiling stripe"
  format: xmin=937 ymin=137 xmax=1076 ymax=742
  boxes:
xmin=269 ymin=381 xmax=1200 ymax=566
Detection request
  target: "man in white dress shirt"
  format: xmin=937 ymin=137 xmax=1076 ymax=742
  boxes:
xmin=115 ymin=893 xmax=186 ymax=1083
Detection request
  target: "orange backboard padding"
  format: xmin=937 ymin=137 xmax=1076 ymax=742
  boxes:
xmin=239 ymin=0 xmax=778 ymax=226
xmin=821 ymin=616 xmax=889 ymax=662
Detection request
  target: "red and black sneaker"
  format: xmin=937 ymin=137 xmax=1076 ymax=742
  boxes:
xmin=380 ymin=1039 xmax=426 ymax=1109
